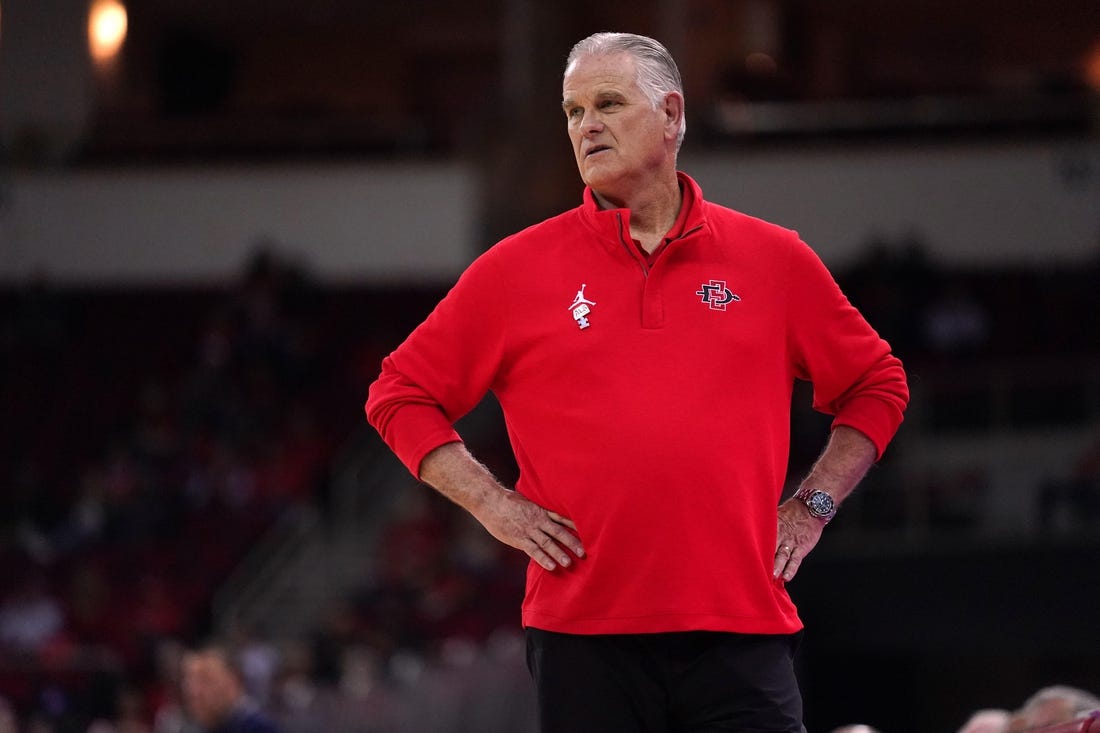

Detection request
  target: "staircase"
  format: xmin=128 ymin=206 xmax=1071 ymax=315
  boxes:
xmin=212 ymin=428 xmax=417 ymax=638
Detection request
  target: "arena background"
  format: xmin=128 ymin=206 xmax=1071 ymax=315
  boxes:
xmin=2 ymin=1 xmax=1099 ymax=731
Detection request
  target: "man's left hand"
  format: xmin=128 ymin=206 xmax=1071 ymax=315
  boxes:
xmin=773 ymin=500 xmax=826 ymax=582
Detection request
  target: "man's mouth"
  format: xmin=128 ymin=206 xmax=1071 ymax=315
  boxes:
xmin=585 ymin=145 xmax=611 ymax=158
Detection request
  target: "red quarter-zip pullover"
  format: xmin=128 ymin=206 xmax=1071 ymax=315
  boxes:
xmin=366 ymin=173 xmax=908 ymax=635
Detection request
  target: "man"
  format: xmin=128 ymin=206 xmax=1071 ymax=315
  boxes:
xmin=181 ymin=645 xmax=280 ymax=733
xmin=366 ymin=32 xmax=908 ymax=732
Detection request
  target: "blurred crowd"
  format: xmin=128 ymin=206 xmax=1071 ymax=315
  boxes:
xmin=834 ymin=684 xmax=1100 ymax=733
xmin=0 ymin=246 xmax=345 ymax=731
xmin=2 ymin=234 xmax=1100 ymax=731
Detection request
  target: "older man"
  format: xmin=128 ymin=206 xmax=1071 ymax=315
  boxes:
xmin=366 ymin=32 xmax=908 ymax=732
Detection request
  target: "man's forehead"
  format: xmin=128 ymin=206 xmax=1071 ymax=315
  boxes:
xmin=562 ymin=80 xmax=631 ymax=100
xmin=564 ymin=53 xmax=636 ymax=83
xmin=563 ymin=55 xmax=639 ymax=99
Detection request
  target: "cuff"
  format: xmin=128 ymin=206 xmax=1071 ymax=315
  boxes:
xmin=379 ymin=401 xmax=463 ymax=478
xmin=831 ymin=394 xmax=905 ymax=460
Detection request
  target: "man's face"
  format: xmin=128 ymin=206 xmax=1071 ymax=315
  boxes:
xmin=181 ymin=652 xmax=241 ymax=728
xmin=562 ymin=52 xmax=676 ymax=198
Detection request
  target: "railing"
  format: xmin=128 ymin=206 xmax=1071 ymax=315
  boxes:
xmin=821 ymin=355 xmax=1100 ymax=544
xmin=210 ymin=427 xmax=410 ymax=637
xmin=210 ymin=501 xmax=321 ymax=636
xmin=709 ymin=91 xmax=1096 ymax=139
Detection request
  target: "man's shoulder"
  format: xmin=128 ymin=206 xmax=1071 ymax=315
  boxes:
xmin=483 ymin=205 xmax=588 ymax=263
xmin=502 ymin=206 xmax=586 ymax=245
xmin=699 ymin=197 xmax=799 ymax=242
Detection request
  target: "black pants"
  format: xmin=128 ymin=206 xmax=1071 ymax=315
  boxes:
xmin=526 ymin=628 xmax=805 ymax=733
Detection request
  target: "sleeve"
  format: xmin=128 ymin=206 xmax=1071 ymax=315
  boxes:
xmin=785 ymin=237 xmax=909 ymax=459
xmin=365 ymin=250 xmax=508 ymax=478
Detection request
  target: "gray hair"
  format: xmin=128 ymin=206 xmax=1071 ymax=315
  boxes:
xmin=1023 ymin=686 xmax=1100 ymax=716
xmin=565 ymin=32 xmax=686 ymax=149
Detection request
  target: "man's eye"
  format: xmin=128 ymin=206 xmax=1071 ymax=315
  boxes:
xmin=567 ymin=108 xmax=583 ymax=119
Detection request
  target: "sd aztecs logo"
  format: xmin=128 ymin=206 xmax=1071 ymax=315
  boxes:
xmin=695 ymin=280 xmax=740 ymax=311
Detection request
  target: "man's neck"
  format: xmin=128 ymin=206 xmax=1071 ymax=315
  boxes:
xmin=593 ymin=174 xmax=682 ymax=254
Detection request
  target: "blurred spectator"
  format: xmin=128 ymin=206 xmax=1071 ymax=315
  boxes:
xmin=958 ymin=708 xmax=1011 ymax=733
xmin=267 ymin=641 xmax=330 ymax=733
xmin=229 ymin=627 xmax=281 ymax=708
xmin=0 ymin=576 xmax=64 ymax=656
xmin=327 ymin=645 xmax=406 ymax=733
xmin=181 ymin=645 xmax=280 ymax=733
xmin=57 ymin=469 xmax=109 ymax=552
xmin=923 ymin=282 xmax=991 ymax=358
xmin=149 ymin=639 xmax=188 ymax=733
xmin=832 ymin=726 xmax=882 ymax=733
xmin=1008 ymin=685 xmax=1100 ymax=732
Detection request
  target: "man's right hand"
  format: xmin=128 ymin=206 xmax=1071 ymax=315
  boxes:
xmin=419 ymin=442 xmax=585 ymax=571
xmin=473 ymin=490 xmax=585 ymax=571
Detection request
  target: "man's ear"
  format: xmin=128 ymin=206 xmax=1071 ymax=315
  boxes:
xmin=663 ymin=91 xmax=685 ymax=139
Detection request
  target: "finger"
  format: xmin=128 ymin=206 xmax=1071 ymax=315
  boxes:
xmin=542 ymin=520 xmax=585 ymax=558
xmin=773 ymin=543 xmax=793 ymax=579
xmin=781 ymin=547 xmax=805 ymax=582
xmin=524 ymin=538 xmax=559 ymax=571
xmin=546 ymin=511 xmax=577 ymax=531
xmin=533 ymin=530 xmax=577 ymax=567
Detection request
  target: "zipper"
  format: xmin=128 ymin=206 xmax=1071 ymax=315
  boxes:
xmin=617 ymin=211 xmax=704 ymax=330
xmin=680 ymin=223 xmax=704 ymax=240
xmin=615 ymin=211 xmax=650 ymax=277
xmin=616 ymin=212 xmax=705 ymax=275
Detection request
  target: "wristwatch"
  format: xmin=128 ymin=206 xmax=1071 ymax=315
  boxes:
xmin=793 ymin=486 xmax=837 ymax=522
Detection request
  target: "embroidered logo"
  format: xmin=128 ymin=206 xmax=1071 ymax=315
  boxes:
xmin=568 ymin=283 xmax=596 ymax=329
xmin=696 ymin=280 xmax=741 ymax=311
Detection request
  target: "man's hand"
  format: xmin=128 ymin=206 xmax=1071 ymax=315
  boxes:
xmin=472 ymin=492 xmax=585 ymax=572
xmin=773 ymin=499 xmax=825 ymax=582
xmin=773 ymin=426 xmax=879 ymax=582
xmin=419 ymin=442 xmax=584 ymax=572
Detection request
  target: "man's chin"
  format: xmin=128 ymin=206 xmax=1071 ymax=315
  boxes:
xmin=580 ymin=166 xmax=620 ymax=192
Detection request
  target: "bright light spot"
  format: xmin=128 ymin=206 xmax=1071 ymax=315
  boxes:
xmin=1086 ymin=39 xmax=1100 ymax=92
xmin=89 ymin=0 xmax=127 ymax=63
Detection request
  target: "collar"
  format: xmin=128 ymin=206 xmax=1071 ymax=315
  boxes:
xmin=661 ymin=175 xmax=696 ymax=238
xmin=578 ymin=172 xmax=708 ymax=257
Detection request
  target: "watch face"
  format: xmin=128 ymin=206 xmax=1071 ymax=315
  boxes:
xmin=807 ymin=491 xmax=834 ymax=517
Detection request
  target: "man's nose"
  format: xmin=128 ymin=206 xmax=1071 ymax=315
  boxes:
xmin=580 ymin=109 xmax=604 ymax=135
